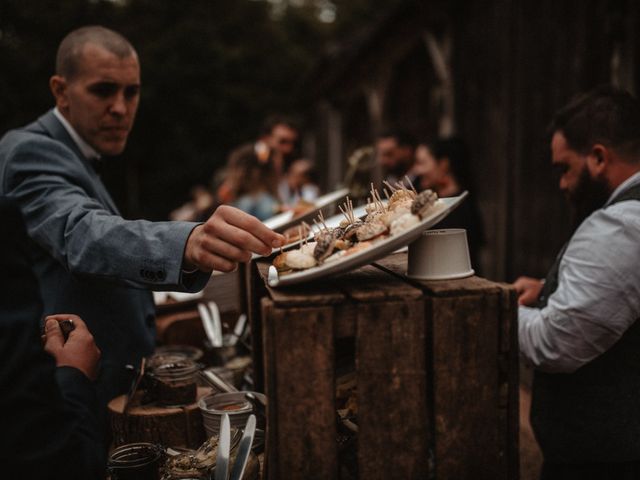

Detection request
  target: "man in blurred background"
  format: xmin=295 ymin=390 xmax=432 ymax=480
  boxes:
xmin=514 ymin=86 xmax=640 ymax=478
xmin=0 ymin=25 xmax=283 ymax=411
xmin=375 ymin=129 xmax=417 ymax=185
xmin=255 ymin=114 xmax=299 ymax=177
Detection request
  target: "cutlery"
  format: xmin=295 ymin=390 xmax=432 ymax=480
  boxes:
xmin=215 ymin=413 xmax=231 ymax=480
xmin=198 ymin=302 xmax=223 ymax=348
xmin=229 ymin=414 xmax=256 ymax=480
xmin=199 ymin=369 xmax=238 ymax=393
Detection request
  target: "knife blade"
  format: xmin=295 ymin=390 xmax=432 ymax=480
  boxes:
xmin=123 ymin=357 xmax=145 ymax=415
xmin=200 ymin=369 xmax=238 ymax=393
xmin=208 ymin=301 xmax=223 ymax=347
xmin=198 ymin=303 xmax=218 ymax=348
xmin=229 ymin=414 xmax=256 ymax=480
xmin=215 ymin=413 xmax=231 ymax=480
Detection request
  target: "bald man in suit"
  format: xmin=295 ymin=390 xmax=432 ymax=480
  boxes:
xmin=0 ymin=26 xmax=284 ymax=407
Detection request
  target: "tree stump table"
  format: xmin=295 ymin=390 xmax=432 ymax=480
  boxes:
xmin=246 ymin=252 xmax=519 ymax=480
xmin=109 ymin=387 xmax=211 ymax=449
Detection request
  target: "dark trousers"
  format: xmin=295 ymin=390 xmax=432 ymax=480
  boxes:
xmin=541 ymin=461 xmax=640 ymax=480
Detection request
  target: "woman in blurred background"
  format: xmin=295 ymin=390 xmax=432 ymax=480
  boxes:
xmin=217 ymin=143 xmax=280 ymax=221
xmin=414 ymin=137 xmax=485 ymax=272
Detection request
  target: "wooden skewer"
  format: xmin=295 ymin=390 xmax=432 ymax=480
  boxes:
xmin=383 ymin=180 xmax=397 ymax=192
xmin=405 ymin=175 xmax=418 ymax=194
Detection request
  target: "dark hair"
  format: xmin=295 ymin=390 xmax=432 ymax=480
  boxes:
xmin=260 ymin=114 xmax=299 ymax=136
xmin=428 ymin=136 xmax=472 ymax=188
xmin=225 ymin=143 xmax=279 ymax=198
xmin=550 ymin=85 xmax=640 ymax=161
xmin=377 ymin=129 xmax=417 ymax=149
xmin=56 ymin=26 xmax=135 ymax=79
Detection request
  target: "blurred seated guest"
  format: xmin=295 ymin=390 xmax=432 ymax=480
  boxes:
xmin=375 ymin=129 xmax=418 ymax=184
xmin=218 ymin=143 xmax=280 ymax=221
xmin=414 ymin=137 xmax=485 ymax=270
xmin=0 ymin=197 xmax=104 ymax=479
xmin=255 ymin=115 xmax=299 ymax=178
xmin=278 ymin=158 xmax=320 ymax=208
xmin=169 ymin=185 xmax=216 ymax=222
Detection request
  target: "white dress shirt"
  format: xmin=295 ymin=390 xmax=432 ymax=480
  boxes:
xmin=519 ymin=171 xmax=640 ymax=373
xmin=53 ymin=107 xmax=100 ymax=160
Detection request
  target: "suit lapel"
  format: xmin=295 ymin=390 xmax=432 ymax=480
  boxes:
xmin=37 ymin=110 xmax=120 ymax=214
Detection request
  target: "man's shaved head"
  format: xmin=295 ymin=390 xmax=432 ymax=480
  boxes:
xmin=56 ymin=26 xmax=136 ymax=79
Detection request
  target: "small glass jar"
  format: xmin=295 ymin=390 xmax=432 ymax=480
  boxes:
xmin=108 ymin=442 xmax=164 ymax=480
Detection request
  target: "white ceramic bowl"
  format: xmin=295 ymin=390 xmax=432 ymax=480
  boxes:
xmin=407 ymin=228 xmax=474 ymax=280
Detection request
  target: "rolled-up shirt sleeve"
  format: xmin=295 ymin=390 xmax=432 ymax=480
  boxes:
xmin=519 ymin=201 xmax=640 ymax=373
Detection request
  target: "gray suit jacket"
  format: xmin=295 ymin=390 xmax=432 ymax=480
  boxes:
xmin=0 ymin=110 xmax=209 ymax=405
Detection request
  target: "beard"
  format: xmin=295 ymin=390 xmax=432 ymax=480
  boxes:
xmin=567 ymin=167 xmax=611 ymax=228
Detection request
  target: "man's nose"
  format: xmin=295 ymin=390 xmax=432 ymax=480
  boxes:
xmin=109 ymin=92 xmax=127 ymax=116
xmin=559 ymin=176 xmax=568 ymax=192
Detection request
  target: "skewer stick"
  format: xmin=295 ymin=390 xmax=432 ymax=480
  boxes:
xmin=405 ymin=175 xmax=418 ymax=194
xmin=383 ymin=180 xmax=397 ymax=192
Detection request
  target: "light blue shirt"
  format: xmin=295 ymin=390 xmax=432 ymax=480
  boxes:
xmin=519 ymin=171 xmax=640 ymax=373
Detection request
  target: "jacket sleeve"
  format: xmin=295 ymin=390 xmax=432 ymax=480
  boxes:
xmin=1 ymin=133 xmax=209 ymax=292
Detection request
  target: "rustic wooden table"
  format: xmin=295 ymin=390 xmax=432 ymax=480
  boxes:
xmin=247 ymin=252 xmax=519 ymax=480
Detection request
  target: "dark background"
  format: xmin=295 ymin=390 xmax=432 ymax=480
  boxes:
xmin=0 ymin=0 xmax=399 ymax=219
xmin=2 ymin=0 xmax=639 ymax=281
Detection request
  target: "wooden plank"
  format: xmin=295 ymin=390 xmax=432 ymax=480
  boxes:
xmin=429 ymin=292 xmax=503 ymax=479
xmin=261 ymin=299 xmax=277 ymax=480
xmin=263 ymin=301 xmax=338 ymax=480
xmin=356 ymin=299 xmax=429 ymax=479
xmin=246 ymin=261 xmax=267 ymax=392
xmin=257 ymin=259 xmax=347 ymax=307
xmin=502 ymin=286 xmax=519 ymax=479
xmin=332 ymin=263 xmax=423 ymax=302
xmin=375 ymin=253 xmax=502 ymax=296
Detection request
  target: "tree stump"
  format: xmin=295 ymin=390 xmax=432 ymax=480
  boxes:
xmin=109 ymin=387 xmax=211 ymax=449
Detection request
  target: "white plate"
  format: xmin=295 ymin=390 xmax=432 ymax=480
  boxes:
xmin=267 ymin=192 xmax=468 ymax=287
xmin=262 ymin=187 xmax=350 ymax=232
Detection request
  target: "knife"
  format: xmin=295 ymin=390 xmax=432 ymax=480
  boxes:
xmin=215 ymin=413 xmax=231 ymax=480
xmin=199 ymin=369 xmax=238 ymax=393
xmin=208 ymin=301 xmax=223 ymax=347
xmin=123 ymin=357 xmax=145 ymax=415
xmin=198 ymin=303 xmax=220 ymax=348
xmin=229 ymin=414 xmax=256 ymax=480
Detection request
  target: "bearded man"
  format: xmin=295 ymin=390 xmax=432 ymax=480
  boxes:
xmin=514 ymin=86 xmax=640 ymax=479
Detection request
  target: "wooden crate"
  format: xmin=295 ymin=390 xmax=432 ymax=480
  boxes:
xmin=247 ymin=253 xmax=518 ymax=480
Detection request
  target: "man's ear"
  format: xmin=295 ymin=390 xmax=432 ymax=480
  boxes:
xmin=49 ymin=75 xmax=68 ymax=111
xmin=586 ymin=144 xmax=609 ymax=176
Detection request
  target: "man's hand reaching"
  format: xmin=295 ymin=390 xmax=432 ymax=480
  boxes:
xmin=183 ymin=205 xmax=285 ymax=273
xmin=513 ymin=276 xmax=544 ymax=306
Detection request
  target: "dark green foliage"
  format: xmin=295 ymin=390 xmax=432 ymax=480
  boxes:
xmin=0 ymin=0 xmax=401 ymax=219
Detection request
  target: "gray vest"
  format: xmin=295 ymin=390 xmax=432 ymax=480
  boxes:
xmin=531 ymin=183 xmax=640 ymax=463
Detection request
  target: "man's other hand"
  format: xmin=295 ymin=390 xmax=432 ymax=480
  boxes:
xmin=183 ymin=205 xmax=285 ymax=273
xmin=44 ymin=314 xmax=101 ymax=381
xmin=513 ymin=276 xmax=544 ymax=306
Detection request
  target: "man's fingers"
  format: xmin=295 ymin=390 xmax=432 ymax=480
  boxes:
xmin=199 ymin=236 xmax=253 ymax=264
xmin=194 ymin=251 xmax=238 ymax=273
xmin=43 ymin=318 xmax=64 ymax=354
xmin=205 ymin=222 xmax=272 ymax=256
xmin=217 ymin=206 xmax=285 ymax=248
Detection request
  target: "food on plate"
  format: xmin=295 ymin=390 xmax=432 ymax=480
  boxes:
xmin=291 ymin=199 xmax=316 ymax=217
xmin=282 ymin=222 xmax=311 ymax=244
xmin=271 ymin=178 xmax=444 ymax=275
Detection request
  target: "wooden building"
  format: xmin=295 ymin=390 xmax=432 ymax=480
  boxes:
xmin=303 ymin=0 xmax=639 ymax=281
